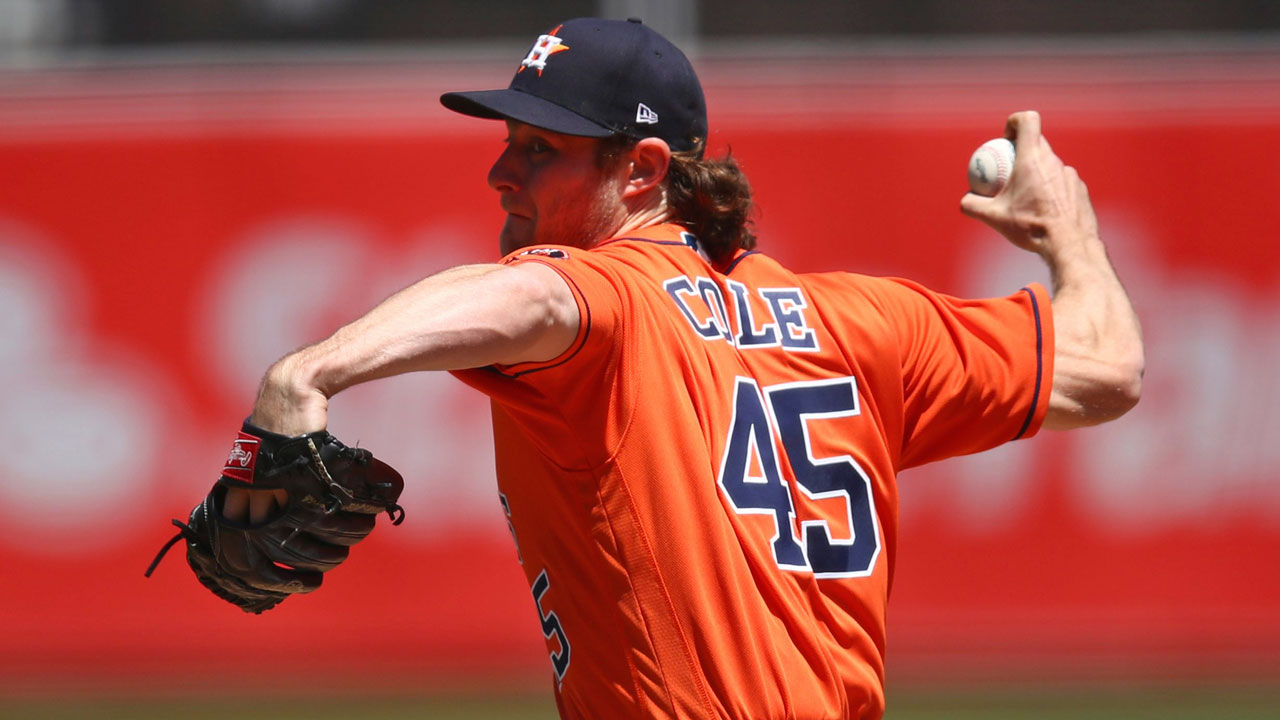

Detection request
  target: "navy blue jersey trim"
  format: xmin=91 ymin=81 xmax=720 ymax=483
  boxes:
xmin=722 ymin=251 xmax=759 ymax=275
xmin=596 ymin=236 xmax=690 ymax=249
xmin=489 ymin=262 xmax=593 ymax=379
xmin=1014 ymin=286 xmax=1045 ymax=440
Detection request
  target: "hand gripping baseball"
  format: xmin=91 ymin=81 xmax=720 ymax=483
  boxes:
xmin=960 ymin=111 xmax=1101 ymax=257
xmin=145 ymin=420 xmax=405 ymax=613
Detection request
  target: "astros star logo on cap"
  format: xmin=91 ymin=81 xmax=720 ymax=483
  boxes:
xmin=441 ymin=18 xmax=708 ymax=154
xmin=519 ymin=24 xmax=570 ymax=76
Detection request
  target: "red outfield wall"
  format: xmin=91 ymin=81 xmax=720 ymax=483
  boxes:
xmin=1 ymin=48 xmax=1277 ymax=692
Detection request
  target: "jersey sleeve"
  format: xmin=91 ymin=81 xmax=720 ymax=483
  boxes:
xmin=863 ymin=277 xmax=1054 ymax=470
xmin=495 ymin=248 xmax=623 ymax=378
xmin=448 ymin=245 xmax=630 ymax=463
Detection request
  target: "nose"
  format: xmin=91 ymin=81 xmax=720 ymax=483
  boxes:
xmin=487 ymin=144 xmax=521 ymax=193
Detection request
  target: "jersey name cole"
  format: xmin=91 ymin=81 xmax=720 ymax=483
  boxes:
xmin=664 ymin=275 xmax=818 ymax=351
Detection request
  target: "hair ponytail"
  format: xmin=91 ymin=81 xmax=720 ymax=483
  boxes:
xmin=665 ymin=144 xmax=756 ymax=264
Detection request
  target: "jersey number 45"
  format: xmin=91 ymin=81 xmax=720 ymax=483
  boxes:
xmin=718 ymin=376 xmax=881 ymax=578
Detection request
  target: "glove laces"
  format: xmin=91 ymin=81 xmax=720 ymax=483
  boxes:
xmin=144 ymin=518 xmax=197 ymax=578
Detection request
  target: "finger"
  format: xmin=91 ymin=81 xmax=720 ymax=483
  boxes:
xmin=249 ymin=491 xmax=276 ymax=524
xmin=1064 ymin=164 xmax=1081 ymax=188
xmin=959 ymin=191 xmax=997 ymax=221
xmin=248 ymin=489 xmax=290 ymax=524
xmin=1039 ymin=136 xmax=1064 ymax=171
xmin=222 ymin=488 xmax=250 ymax=522
xmin=1063 ymin=166 xmax=1098 ymax=223
xmin=1006 ymin=110 xmax=1042 ymax=158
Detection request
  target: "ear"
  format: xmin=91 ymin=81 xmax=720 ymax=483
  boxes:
xmin=622 ymin=137 xmax=672 ymax=199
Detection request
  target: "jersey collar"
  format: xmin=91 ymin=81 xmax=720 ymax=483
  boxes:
xmin=598 ymin=223 xmax=711 ymax=262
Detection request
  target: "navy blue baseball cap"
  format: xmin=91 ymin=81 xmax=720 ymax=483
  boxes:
xmin=441 ymin=18 xmax=707 ymax=154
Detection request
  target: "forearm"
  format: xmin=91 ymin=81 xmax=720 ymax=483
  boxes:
xmin=1040 ymin=234 xmax=1144 ymax=429
xmin=251 ymin=262 xmax=578 ymax=435
xmin=960 ymin=112 xmax=1144 ymax=430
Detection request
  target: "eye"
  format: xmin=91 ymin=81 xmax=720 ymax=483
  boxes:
xmin=528 ymin=138 xmax=552 ymax=154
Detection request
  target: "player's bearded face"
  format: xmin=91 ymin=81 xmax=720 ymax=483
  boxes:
xmin=489 ymin=122 xmax=629 ymax=255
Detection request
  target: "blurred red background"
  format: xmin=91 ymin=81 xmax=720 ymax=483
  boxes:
xmin=1 ymin=49 xmax=1277 ymax=694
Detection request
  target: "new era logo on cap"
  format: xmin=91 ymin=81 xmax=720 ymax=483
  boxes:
xmin=636 ymin=103 xmax=658 ymax=124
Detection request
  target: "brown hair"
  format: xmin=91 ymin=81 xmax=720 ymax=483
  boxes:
xmin=601 ymin=136 xmax=756 ymax=265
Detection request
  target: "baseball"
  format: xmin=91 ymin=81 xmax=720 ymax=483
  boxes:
xmin=967 ymin=137 xmax=1015 ymax=196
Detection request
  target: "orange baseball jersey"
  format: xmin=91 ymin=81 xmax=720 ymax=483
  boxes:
xmin=453 ymin=223 xmax=1053 ymax=719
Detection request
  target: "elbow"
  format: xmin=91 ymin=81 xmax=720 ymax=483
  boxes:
xmin=1086 ymin=348 xmax=1146 ymax=425
xmin=1111 ymin=339 xmax=1146 ymax=417
xmin=1120 ymin=350 xmax=1145 ymax=412
xmin=1046 ymin=296 xmax=1146 ymax=429
xmin=1045 ymin=346 xmax=1144 ymax=431
xmin=1105 ymin=365 xmax=1143 ymax=421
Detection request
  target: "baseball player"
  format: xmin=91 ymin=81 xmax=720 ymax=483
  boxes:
xmin=219 ymin=17 xmax=1143 ymax=719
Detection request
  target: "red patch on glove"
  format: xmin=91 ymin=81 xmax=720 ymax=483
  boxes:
xmin=222 ymin=431 xmax=261 ymax=484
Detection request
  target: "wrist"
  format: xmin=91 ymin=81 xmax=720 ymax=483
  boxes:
xmin=1041 ymin=237 xmax=1123 ymax=306
xmin=1037 ymin=226 xmax=1105 ymax=270
xmin=251 ymin=352 xmax=329 ymax=435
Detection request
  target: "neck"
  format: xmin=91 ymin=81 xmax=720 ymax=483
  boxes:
xmin=608 ymin=187 xmax=672 ymax=241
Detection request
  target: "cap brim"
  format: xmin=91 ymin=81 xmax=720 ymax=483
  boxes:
xmin=440 ymin=88 xmax=615 ymax=138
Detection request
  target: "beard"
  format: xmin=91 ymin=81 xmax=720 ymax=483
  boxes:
xmin=497 ymin=169 xmax=627 ymax=256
